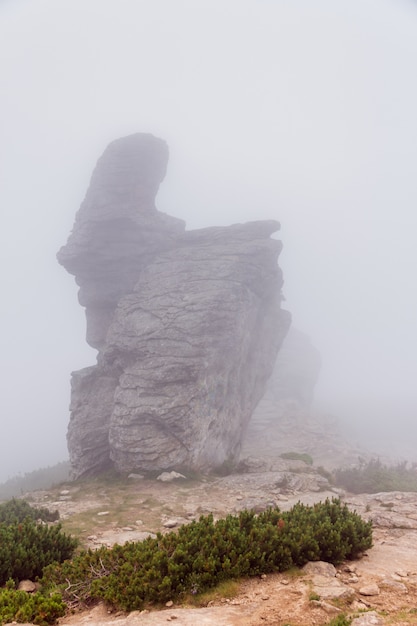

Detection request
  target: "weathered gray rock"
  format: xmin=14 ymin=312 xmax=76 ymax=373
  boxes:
xmin=359 ymin=583 xmax=380 ymax=596
xmin=59 ymin=133 xmax=290 ymax=477
xmin=58 ymin=133 xmax=185 ymax=350
xmin=303 ymin=561 xmax=337 ymax=578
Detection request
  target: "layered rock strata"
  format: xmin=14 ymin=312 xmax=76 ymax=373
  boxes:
xmin=58 ymin=133 xmax=290 ymax=477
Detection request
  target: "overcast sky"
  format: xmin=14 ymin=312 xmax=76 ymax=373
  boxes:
xmin=1 ymin=0 xmax=417 ymax=480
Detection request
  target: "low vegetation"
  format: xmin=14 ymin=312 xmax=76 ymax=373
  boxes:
xmin=326 ymin=616 xmax=352 ymax=626
xmin=0 ymin=495 xmax=372 ymax=623
xmin=0 ymin=580 xmax=66 ymax=626
xmin=334 ymin=458 xmax=417 ymax=494
xmin=42 ymin=498 xmax=372 ymax=611
xmin=0 ymin=497 xmax=59 ymax=524
xmin=280 ymin=451 xmax=314 ymax=465
xmin=0 ymin=498 xmax=77 ymax=625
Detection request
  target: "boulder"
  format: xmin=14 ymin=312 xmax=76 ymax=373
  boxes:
xmin=58 ymin=133 xmax=290 ymax=477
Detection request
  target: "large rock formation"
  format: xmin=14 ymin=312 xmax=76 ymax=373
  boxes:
xmin=58 ymin=133 xmax=290 ymax=477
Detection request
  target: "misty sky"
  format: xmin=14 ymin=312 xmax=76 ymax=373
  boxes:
xmin=1 ymin=0 xmax=417 ymax=480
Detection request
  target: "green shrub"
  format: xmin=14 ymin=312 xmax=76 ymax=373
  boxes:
xmin=334 ymin=459 xmax=417 ymax=494
xmin=0 ymin=498 xmax=59 ymax=524
xmin=0 ymin=518 xmax=78 ymax=585
xmin=42 ymin=498 xmax=372 ymax=612
xmin=0 ymin=581 xmax=65 ymax=626
xmin=280 ymin=452 xmax=313 ymax=465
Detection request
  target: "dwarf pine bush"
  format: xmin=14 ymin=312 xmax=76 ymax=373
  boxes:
xmin=0 ymin=581 xmax=66 ymax=626
xmin=0 ymin=498 xmax=59 ymax=525
xmin=42 ymin=498 xmax=372 ymax=612
xmin=0 ymin=499 xmax=77 ymax=586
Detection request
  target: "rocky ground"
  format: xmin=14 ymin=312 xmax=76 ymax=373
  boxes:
xmin=10 ymin=416 xmax=417 ymax=626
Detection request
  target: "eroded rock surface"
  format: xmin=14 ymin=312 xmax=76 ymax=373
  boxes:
xmin=58 ymin=133 xmax=290 ymax=477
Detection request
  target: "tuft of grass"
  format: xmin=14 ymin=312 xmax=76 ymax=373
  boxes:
xmin=280 ymin=452 xmax=313 ymax=465
xmin=187 ymin=579 xmax=240 ymax=607
xmin=325 ymin=616 xmax=352 ymax=626
xmin=284 ymin=566 xmax=305 ymax=579
xmin=309 ymin=591 xmax=320 ymax=601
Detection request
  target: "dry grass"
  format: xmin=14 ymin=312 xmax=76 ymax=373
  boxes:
xmin=185 ymin=579 xmax=241 ymax=607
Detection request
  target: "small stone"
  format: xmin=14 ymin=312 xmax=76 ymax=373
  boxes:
xmin=351 ymin=611 xmax=384 ymax=625
xmin=359 ymin=583 xmax=380 ymax=596
xmin=165 ymin=600 xmax=173 ymax=607
xmin=163 ymin=519 xmax=179 ymax=528
xmin=351 ymin=600 xmax=370 ymax=611
xmin=260 ymin=574 xmax=267 ymax=579
xmin=382 ymin=578 xmax=408 ymax=592
xmin=236 ymin=495 xmax=243 ymax=500
xmin=157 ymin=471 xmax=186 ymax=482
xmin=60 ymin=489 xmax=70 ymax=495
xmin=135 ymin=520 xmax=144 ymax=525
xmin=128 ymin=473 xmax=144 ymax=480
xmin=281 ymin=578 xmax=289 ymax=585
xmin=18 ymin=580 xmax=36 ymax=593
xmin=261 ymin=595 xmax=269 ymax=600
xmin=312 ymin=600 xmax=342 ymax=614
xmin=97 ymin=511 xmax=109 ymax=516
xmin=343 ymin=564 xmax=357 ymax=573
xmin=303 ymin=561 xmax=337 ymax=577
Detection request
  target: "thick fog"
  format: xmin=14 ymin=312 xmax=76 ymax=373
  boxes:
xmin=1 ymin=0 xmax=416 ymax=480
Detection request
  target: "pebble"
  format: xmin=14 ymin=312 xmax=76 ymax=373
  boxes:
xmin=157 ymin=471 xmax=186 ymax=482
xmin=163 ymin=519 xmax=179 ymax=528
